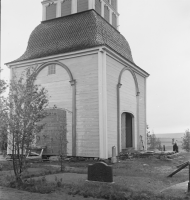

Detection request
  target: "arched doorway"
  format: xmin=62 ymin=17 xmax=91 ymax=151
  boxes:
xmin=121 ymin=112 xmax=133 ymax=149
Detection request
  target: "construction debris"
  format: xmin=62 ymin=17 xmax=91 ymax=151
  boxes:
xmin=118 ymin=149 xmax=176 ymax=160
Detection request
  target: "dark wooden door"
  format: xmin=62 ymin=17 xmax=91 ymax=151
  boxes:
xmin=121 ymin=113 xmax=132 ymax=149
xmin=121 ymin=113 xmax=126 ymax=149
xmin=125 ymin=113 xmax=132 ymax=147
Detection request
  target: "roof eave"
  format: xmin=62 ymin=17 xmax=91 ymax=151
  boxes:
xmin=103 ymin=45 xmax=149 ymax=77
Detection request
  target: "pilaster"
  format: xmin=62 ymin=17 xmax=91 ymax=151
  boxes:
xmin=100 ymin=0 xmax=105 ymax=17
xmin=144 ymin=78 xmax=147 ymax=150
xmin=70 ymin=79 xmax=77 ymax=156
xmin=42 ymin=3 xmax=48 ymax=21
xmin=136 ymin=92 xmax=140 ymax=150
xmin=71 ymin=0 xmax=77 ymax=14
xmin=88 ymin=0 xmax=95 ymax=9
xmin=98 ymin=48 xmax=108 ymax=159
xmin=116 ymin=0 xmax=118 ymax=12
xmin=116 ymin=15 xmax=119 ymax=30
xmin=56 ymin=0 xmax=62 ymax=18
xmin=109 ymin=7 xmax=112 ymax=24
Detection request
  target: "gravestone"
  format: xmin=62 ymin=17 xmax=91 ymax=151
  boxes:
xmin=88 ymin=162 xmax=113 ymax=183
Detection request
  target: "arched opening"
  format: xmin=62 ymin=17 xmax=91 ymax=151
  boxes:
xmin=117 ymin=66 xmax=140 ymax=154
xmin=121 ymin=112 xmax=133 ymax=149
xmin=35 ymin=61 xmax=76 ymax=156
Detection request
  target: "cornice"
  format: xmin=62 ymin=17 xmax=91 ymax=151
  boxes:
xmin=6 ymin=47 xmax=100 ymax=68
xmin=102 ymin=0 xmax=119 ymax=16
xmin=103 ymin=46 xmax=149 ymax=78
xmin=6 ymin=45 xmax=149 ymax=78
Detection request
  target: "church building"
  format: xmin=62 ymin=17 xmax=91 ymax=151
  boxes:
xmin=6 ymin=0 xmax=149 ymax=159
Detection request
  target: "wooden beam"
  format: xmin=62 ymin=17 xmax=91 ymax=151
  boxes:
xmin=168 ymin=162 xmax=189 ymax=177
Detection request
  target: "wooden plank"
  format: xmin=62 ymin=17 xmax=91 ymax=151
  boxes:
xmin=135 ymin=73 xmax=146 ymax=142
xmin=61 ymin=0 xmax=71 ymax=17
xmin=60 ymin=54 xmax=99 ymax=157
xmin=77 ymin=0 xmax=88 ymax=12
xmin=106 ymin=56 xmax=122 ymax=156
xmin=112 ymin=13 xmax=117 ymax=29
xmin=46 ymin=4 xmax=56 ymax=20
xmin=95 ymin=0 xmax=101 ymax=15
xmin=11 ymin=54 xmax=100 ymax=157
xmin=104 ymin=5 xmax=109 ymax=22
xmin=111 ymin=0 xmax=117 ymax=11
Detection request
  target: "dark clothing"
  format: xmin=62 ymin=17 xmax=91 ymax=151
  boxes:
xmin=173 ymin=143 xmax=178 ymax=153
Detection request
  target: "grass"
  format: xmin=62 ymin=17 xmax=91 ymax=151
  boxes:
xmin=4 ymin=176 xmax=189 ymax=200
xmin=0 ymin=160 xmax=13 ymax=171
xmin=0 ymin=152 xmax=190 ymax=199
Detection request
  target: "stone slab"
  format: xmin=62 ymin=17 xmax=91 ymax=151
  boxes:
xmin=88 ymin=162 xmax=113 ymax=183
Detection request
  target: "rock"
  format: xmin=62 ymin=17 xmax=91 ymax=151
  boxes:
xmin=49 ymin=156 xmax=59 ymax=161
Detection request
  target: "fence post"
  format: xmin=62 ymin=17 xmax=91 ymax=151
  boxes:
xmin=188 ymin=162 xmax=190 ymax=192
xmin=111 ymin=146 xmax=117 ymax=163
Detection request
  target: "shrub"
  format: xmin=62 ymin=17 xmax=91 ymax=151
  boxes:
xmin=182 ymin=129 xmax=190 ymax=152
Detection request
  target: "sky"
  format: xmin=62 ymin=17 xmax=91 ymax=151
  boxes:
xmin=1 ymin=0 xmax=190 ymax=134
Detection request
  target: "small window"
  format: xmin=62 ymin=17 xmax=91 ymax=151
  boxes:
xmin=48 ymin=64 xmax=56 ymax=75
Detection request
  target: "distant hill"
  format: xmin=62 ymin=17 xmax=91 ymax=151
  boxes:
xmin=155 ymin=133 xmax=184 ymax=139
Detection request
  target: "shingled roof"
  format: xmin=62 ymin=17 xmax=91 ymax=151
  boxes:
xmin=9 ymin=10 xmax=134 ymax=64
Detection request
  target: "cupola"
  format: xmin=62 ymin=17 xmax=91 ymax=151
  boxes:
xmin=42 ymin=0 xmax=119 ymax=29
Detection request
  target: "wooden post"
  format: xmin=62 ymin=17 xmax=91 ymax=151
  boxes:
xmin=188 ymin=162 xmax=190 ymax=192
xmin=176 ymin=161 xmax=189 ymax=168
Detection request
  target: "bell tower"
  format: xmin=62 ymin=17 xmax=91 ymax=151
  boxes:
xmin=42 ymin=0 xmax=119 ymax=29
xmin=7 ymin=0 xmax=149 ymax=159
